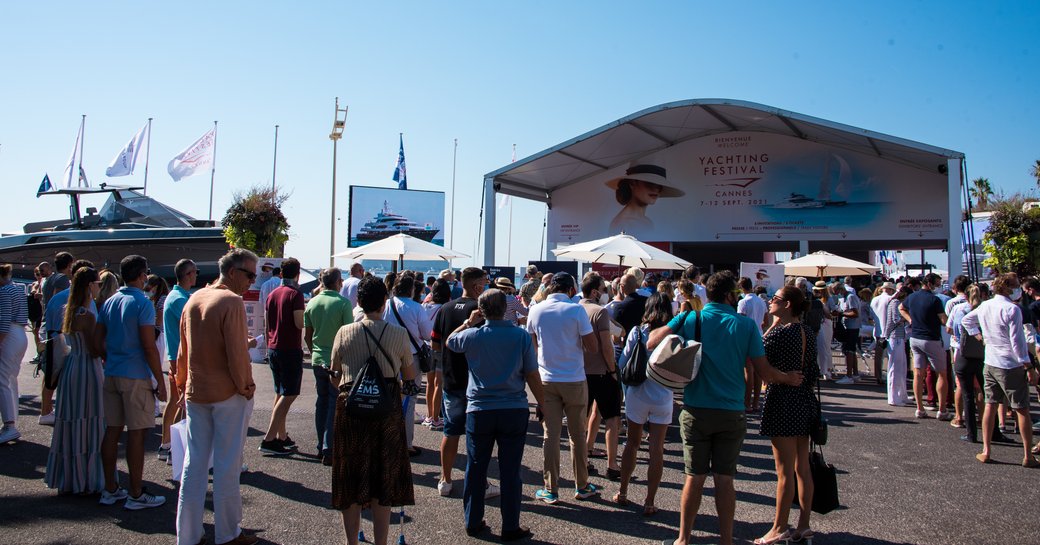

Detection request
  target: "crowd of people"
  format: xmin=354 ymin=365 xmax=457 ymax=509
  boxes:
xmin=2 ymin=251 xmax=1039 ymax=545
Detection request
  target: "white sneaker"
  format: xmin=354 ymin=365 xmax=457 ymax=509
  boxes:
xmin=0 ymin=426 xmax=21 ymax=443
xmin=99 ymin=487 xmax=128 ymax=505
xmin=835 ymin=376 xmax=856 ymax=385
xmin=935 ymin=411 xmax=953 ymax=421
xmin=38 ymin=413 xmax=55 ymax=426
xmin=124 ymin=489 xmax=166 ymax=510
xmin=914 ymin=409 xmax=928 ymax=419
xmin=438 ymin=480 xmax=453 ymax=497
xmin=484 ymin=483 xmax=501 ymax=499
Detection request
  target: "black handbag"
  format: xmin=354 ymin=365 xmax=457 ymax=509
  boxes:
xmin=390 ymin=299 xmax=433 ymax=373
xmin=802 ymin=325 xmax=828 ymax=446
xmin=958 ymin=323 xmax=986 ymax=360
xmin=620 ymin=326 xmax=649 ymax=386
xmin=343 ymin=325 xmax=396 ymax=416
xmin=808 ymin=444 xmax=840 ymax=514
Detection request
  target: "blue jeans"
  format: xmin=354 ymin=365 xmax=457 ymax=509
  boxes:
xmin=312 ymin=366 xmax=338 ymax=454
xmin=464 ymin=408 xmax=528 ymax=532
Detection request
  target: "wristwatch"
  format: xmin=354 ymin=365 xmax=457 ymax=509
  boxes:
xmin=330 ymin=369 xmax=342 ymax=379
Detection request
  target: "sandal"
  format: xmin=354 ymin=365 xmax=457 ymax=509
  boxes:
xmin=588 ymin=448 xmax=607 ymax=459
xmin=642 ymin=504 xmax=658 ymax=517
xmin=975 ymin=453 xmax=991 ymax=464
xmin=611 ymin=492 xmax=628 ymax=506
xmin=1031 ymin=443 xmax=1040 ymax=455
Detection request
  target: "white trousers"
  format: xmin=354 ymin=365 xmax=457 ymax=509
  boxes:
xmin=817 ymin=319 xmax=833 ymax=378
xmin=886 ymin=338 xmax=910 ymax=405
xmin=176 ymin=394 xmax=253 ymax=545
xmin=0 ymin=327 xmax=28 ymax=424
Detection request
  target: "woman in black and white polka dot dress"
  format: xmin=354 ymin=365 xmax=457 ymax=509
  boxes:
xmin=755 ymin=285 xmax=819 ymax=545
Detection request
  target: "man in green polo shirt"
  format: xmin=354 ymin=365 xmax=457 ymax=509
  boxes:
xmin=304 ymin=267 xmax=354 ymax=465
xmin=649 ymin=270 xmax=802 ymax=545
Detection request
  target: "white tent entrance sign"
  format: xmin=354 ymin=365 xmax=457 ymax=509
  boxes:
xmin=482 ymin=99 xmax=965 ymax=276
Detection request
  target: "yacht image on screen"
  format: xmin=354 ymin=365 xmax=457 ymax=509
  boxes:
xmin=356 ymin=200 xmax=439 ymax=242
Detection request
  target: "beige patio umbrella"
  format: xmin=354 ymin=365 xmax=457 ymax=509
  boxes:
xmin=781 ymin=251 xmax=879 ymax=278
xmin=333 ymin=233 xmax=470 ymax=271
xmin=551 ymin=233 xmax=691 ymax=271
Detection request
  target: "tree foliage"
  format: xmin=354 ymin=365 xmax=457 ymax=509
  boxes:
xmin=221 ymin=186 xmax=290 ymax=258
xmin=981 ymin=201 xmax=1040 ymax=276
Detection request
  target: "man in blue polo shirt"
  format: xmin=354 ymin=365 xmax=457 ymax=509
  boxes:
xmin=899 ymin=272 xmax=951 ymax=420
xmin=95 ymin=255 xmax=167 ymax=510
xmin=649 ymin=271 xmax=801 ymax=545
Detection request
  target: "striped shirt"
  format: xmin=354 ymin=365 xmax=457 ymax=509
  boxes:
xmin=0 ymin=282 xmax=30 ymax=334
xmin=505 ymin=294 xmax=528 ymax=325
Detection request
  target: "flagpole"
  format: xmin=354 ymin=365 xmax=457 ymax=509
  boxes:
xmin=450 ymin=138 xmax=458 ymax=248
xmin=208 ymin=121 xmax=218 ymax=221
xmin=272 ymin=124 xmax=279 ymax=196
xmin=77 ymin=115 xmax=85 ymax=188
xmin=143 ymin=118 xmax=152 ymax=195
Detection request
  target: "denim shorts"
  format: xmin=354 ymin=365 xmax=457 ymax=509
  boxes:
xmin=442 ymin=388 xmax=468 ymax=437
xmin=269 ymin=348 xmax=304 ymax=396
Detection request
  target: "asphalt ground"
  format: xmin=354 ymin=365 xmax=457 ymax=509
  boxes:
xmin=3 ymin=335 xmax=1040 ymax=545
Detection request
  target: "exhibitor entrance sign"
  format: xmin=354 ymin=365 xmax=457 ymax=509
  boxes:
xmin=548 ymin=131 xmax=948 ymax=245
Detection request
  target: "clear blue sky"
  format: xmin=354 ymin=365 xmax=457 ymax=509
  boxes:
xmin=1 ymin=1 xmax=1037 ymax=269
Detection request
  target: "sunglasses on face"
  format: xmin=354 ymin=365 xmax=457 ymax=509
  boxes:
xmin=769 ymin=295 xmax=785 ymax=304
xmin=237 ymin=267 xmax=257 ymax=282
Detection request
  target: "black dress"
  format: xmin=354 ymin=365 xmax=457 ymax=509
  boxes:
xmin=760 ymin=322 xmax=819 ymax=437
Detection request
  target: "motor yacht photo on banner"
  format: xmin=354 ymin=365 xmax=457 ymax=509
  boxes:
xmin=347 ymin=185 xmax=445 ymax=248
xmin=549 ymin=131 xmax=948 ymax=245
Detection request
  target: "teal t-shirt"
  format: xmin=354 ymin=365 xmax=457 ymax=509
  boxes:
xmin=667 ymin=302 xmax=765 ymax=411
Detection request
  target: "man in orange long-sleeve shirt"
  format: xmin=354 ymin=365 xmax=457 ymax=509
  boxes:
xmin=175 ymin=249 xmax=259 ymax=545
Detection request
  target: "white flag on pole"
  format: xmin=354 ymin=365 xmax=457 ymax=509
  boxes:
xmin=106 ymin=122 xmax=149 ymax=177
xmin=168 ymin=128 xmax=216 ymax=182
xmin=61 ymin=120 xmax=84 ymax=188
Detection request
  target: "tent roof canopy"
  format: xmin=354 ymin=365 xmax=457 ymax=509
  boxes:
xmin=486 ymin=99 xmax=964 ymax=205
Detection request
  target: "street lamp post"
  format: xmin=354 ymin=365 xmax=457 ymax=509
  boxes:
xmin=329 ymin=98 xmax=349 ymax=267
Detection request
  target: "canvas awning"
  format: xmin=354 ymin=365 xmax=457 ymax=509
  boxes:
xmin=480 ymin=98 xmax=965 ymax=274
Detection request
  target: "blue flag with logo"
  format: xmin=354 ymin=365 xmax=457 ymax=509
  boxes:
xmin=392 ymin=134 xmax=407 ymax=190
xmin=36 ymin=174 xmax=53 ymax=197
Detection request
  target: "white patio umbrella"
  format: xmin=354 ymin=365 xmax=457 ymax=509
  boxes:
xmin=781 ymin=251 xmax=879 ymax=278
xmin=332 ymin=233 xmax=470 ymax=270
xmin=551 ymin=233 xmax=691 ymax=270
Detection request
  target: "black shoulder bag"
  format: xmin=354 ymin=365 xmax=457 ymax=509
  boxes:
xmin=803 ymin=324 xmax=828 ymax=446
xmin=390 ymin=299 xmax=433 ymax=373
xmin=620 ymin=326 xmax=649 ymax=386
xmin=344 ymin=324 xmax=397 ymax=416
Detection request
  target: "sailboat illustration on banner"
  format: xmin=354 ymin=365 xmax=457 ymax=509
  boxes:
xmin=772 ymin=154 xmax=850 ymax=209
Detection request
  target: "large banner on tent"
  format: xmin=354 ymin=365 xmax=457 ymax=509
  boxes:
xmin=348 ymin=186 xmax=445 ymax=248
xmin=549 ymin=131 xmax=948 ymax=245
xmin=739 ymin=262 xmax=785 ymax=296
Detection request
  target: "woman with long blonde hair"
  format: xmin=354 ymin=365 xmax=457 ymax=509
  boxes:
xmin=45 ymin=267 xmax=105 ymax=494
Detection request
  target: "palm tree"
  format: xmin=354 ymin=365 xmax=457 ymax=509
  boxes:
xmin=969 ymin=177 xmax=994 ymax=209
xmin=1031 ymin=159 xmax=1040 ymax=188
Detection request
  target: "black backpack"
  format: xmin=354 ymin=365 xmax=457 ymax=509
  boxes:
xmin=344 ymin=325 xmax=396 ymax=416
xmin=621 ymin=326 xmax=650 ymax=386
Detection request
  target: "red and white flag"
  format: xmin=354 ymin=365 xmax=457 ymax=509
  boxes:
xmin=168 ymin=128 xmax=216 ymax=182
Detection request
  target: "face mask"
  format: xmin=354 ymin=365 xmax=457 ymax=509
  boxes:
xmin=598 ymin=293 xmax=610 ymax=306
xmin=1011 ymin=287 xmax=1023 ymax=301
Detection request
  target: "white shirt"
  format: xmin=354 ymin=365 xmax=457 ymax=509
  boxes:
xmin=674 ymin=283 xmax=707 ymax=308
xmin=526 ymin=292 xmax=594 ymax=382
xmin=737 ymin=293 xmax=767 ymax=335
xmin=871 ymin=291 xmax=893 ymax=338
xmin=383 ymin=296 xmax=433 ymax=354
xmin=339 ymin=276 xmax=362 ymax=307
xmin=961 ymin=295 xmax=1031 ymax=370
